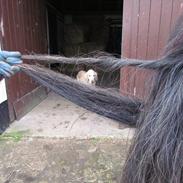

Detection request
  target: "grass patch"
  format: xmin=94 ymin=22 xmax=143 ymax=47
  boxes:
xmin=0 ymin=130 xmax=29 ymax=142
xmin=90 ymin=137 xmax=101 ymax=145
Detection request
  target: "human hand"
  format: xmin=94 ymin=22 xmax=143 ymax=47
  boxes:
xmin=0 ymin=51 xmax=22 ymax=77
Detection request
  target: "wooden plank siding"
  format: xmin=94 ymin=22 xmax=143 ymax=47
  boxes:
xmin=121 ymin=0 xmax=183 ymax=99
xmin=0 ymin=0 xmax=48 ymax=121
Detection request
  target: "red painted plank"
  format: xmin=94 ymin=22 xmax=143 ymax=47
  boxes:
xmin=147 ymin=0 xmax=162 ymax=59
xmin=158 ymin=0 xmax=173 ymax=56
xmin=120 ymin=0 xmax=133 ymax=95
xmin=130 ymin=0 xmax=140 ymax=59
xmin=135 ymin=0 xmax=151 ymax=99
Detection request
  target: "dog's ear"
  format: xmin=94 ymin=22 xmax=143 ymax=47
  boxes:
xmin=95 ymin=72 xmax=98 ymax=81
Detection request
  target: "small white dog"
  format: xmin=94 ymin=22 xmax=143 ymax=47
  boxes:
xmin=76 ymin=69 xmax=98 ymax=85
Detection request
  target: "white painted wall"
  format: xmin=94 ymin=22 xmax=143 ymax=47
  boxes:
xmin=0 ymin=79 xmax=7 ymax=104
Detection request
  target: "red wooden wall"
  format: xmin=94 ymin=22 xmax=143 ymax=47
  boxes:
xmin=121 ymin=0 xmax=183 ymax=99
xmin=0 ymin=0 xmax=48 ymax=121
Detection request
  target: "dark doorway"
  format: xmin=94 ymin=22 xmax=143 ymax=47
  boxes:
xmin=46 ymin=0 xmax=123 ymax=88
xmin=46 ymin=5 xmax=64 ymax=54
xmin=106 ymin=25 xmax=122 ymax=55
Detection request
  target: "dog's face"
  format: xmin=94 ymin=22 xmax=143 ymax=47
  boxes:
xmin=86 ymin=69 xmax=98 ymax=85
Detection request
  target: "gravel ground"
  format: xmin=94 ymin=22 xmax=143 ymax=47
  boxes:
xmin=0 ymin=137 xmax=131 ymax=183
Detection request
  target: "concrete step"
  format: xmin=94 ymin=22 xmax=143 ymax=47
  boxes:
xmin=6 ymin=92 xmax=135 ymax=139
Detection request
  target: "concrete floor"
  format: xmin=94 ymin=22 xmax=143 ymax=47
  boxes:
xmin=6 ymin=93 xmax=135 ymax=139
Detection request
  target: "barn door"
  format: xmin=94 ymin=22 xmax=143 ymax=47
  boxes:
xmin=121 ymin=0 xmax=183 ymax=99
xmin=0 ymin=0 xmax=48 ymax=122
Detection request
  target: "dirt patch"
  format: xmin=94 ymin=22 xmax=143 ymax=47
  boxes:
xmin=53 ymin=103 xmax=61 ymax=109
xmin=80 ymin=117 xmax=87 ymax=120
xmin=0 ymin=138 xmax=130 ymax=183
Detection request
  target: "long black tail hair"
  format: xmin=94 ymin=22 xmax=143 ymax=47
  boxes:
xmin=121 ymin=14 xmax=183 ymax=183
xmin=20 ymin=63 xmax=141 ymax=125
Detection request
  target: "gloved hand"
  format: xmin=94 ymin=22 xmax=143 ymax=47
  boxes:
xmin=0 ymin=51 xmax=22 ymax=77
